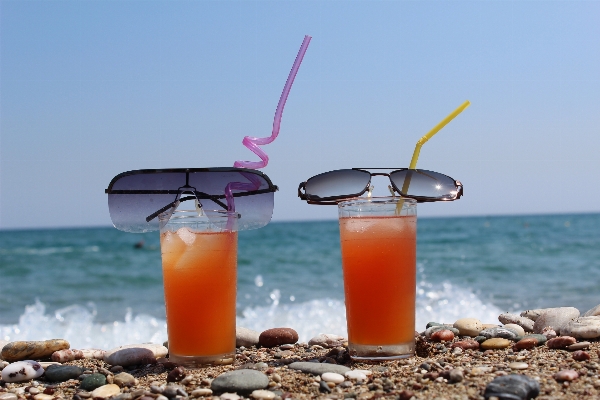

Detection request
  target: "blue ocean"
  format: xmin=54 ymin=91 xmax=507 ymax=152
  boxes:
xmin=1 ymin=213 xmax=600 ymax=350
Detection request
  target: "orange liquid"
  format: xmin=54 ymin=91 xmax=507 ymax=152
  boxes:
xmin=160 ymin=228 xmax=237 ymax=357
xmin=339 ymin=215 xmax=416 ymax=345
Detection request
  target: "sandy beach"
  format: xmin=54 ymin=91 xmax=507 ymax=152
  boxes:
xmin=2 ymin=329 xmax=600 ymax=400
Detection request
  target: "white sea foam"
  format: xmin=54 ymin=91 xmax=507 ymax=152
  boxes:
xmin=0 ymin=282 xmax=504 ymax=349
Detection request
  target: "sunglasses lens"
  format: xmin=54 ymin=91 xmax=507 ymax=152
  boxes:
xmin=305 ymin=169 xmax=370 ymax=200
xmin=107 ymin=169 xmax=275 ymax=232
xmin=390 ymin=169 xmax=458 ymax=199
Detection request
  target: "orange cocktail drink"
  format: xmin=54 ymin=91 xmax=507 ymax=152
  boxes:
xmin=160 ymin=211 xmax=237 ymax=367
xmin=338 ymin=197 xmax=417 ymax=360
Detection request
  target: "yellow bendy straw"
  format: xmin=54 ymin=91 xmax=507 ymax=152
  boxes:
xmin=396 ymin=100 xmax=471 ymax=212
xmin=408 ymin=100 xmax=471 ymax=169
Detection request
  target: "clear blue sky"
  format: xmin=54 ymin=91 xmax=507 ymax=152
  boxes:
xmin=1 ymin=1 xmax=599 ymax=229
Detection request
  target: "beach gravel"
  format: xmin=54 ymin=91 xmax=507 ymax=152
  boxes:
xmin=6 ymin=315 xmax=600 ymax=399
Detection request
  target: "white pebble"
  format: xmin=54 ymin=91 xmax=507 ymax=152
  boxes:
xmin=33 ymin=395 xmax=54 ymax=400
xmin=1 ymin=361 xmax=44 ymax=383
xmin=220 ymin=394 xmax=241 ymax=400
xmin=321 ymin=372 xmax=344 ymax=383
xmin=250 ymin=390 xmax=275 ymax=399
xmin=345 ymin=370 xmax=368 ymax=381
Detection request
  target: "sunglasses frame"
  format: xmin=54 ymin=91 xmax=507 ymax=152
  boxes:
xmin=298 ymin=167 xmax=463 ymax=205
xmin=106 ymin=167 xmax=278 ymax=198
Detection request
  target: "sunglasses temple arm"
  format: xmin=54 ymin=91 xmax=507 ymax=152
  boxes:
xmin=146 ymin=200 xmax=180 ymax=223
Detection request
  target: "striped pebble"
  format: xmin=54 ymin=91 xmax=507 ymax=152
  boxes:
xmin=322 ymin=372 xmax=345 ymax=383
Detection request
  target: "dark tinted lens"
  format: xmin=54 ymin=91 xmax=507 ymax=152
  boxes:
xmin=108 ymin=193 xmax=176 ymax=233
xmin=390 ymin=169 xmax=458 ymax=199
xmin=107 ymin=169 xmax=275 ymax=232
xmin=304 ymin=169 xmax=370 ymax=200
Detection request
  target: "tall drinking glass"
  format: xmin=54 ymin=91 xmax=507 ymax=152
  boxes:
xmin=159 ymin=210 xmax=238 ymax=367
xmin=338 ymin=197 xmax=417 ymax=360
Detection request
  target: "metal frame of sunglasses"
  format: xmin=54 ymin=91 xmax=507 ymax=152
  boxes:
xmin=105 ymin=167 xmax=278 ymax=232
xmin=297 ymin=168 xmax=463 ymax=205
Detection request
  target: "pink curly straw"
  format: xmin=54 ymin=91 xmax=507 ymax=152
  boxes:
xmin=224 ymin=35 xmax=311 ymax=217
xmin=233 ymin=35 xmax=312 ymax=170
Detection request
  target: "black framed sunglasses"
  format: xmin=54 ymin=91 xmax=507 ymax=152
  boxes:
xmin=106 ymin=167 xmax=278 ymax=232
xmin=298 ymin=168 xmax=463 ymax=205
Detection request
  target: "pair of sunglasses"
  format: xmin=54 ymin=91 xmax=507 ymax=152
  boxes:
xmin=298 ymin=168 xmax=463 ymax=205
xmin=105 ymin=168 xmax=278 ymax=233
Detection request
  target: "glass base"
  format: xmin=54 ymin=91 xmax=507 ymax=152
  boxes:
xmin=348 ymin=341 xmax=414 ymax=361
xmin=169 ymin=352 xmax=235 ymax=368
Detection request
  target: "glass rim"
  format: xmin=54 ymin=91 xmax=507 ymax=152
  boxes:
xmin=337 ymin=196 xmax=418 ymax=208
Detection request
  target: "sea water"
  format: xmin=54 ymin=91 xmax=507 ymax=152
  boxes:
xmin=1 ymin=213 xmax=599 ymax=349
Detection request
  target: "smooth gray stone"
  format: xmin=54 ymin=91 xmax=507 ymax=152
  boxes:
xmin=479 ymin=327 xmax=519 ymax=340
xmin=211 ymin=370 xmax=269 ymax=395
xmin=484 ymin=374 xmax=540 ymax=400
xmin=80 ymin=373 xmax=107 ymax=391
xmin=532 ymin=307 xmax=580 ymax=334
xmin=288 ymin=362 xmax=351 ymax=375
xmin=44 ymin=364 xmax=84 ymax=382
xmin=523 ymin=334 xmax=547 ymax=345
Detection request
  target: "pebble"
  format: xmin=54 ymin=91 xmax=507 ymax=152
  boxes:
xmin=220 ymin=394 xmax=241 ymax=400
xmin=345 ymin=371 xmax=368 ymax=382
xmin=210 ymin=370 xmax=269 ymax=395
xmin=480 ymin=338 xmax=511 ymax=350
xmin=531 ymin=307 xmax=580 ymax=334
xmin=424 ymin=325 xmax=460 ymax=338
xmin=0 ymin=360 xmax=44 ymax=383
xmin=524 ymin=333 xmax=547 ymax=345
xmin=568 ymin=341 xmax=591 ymax=351
xmin=430 ymin=330 xmax=454 ymax=342
xmin=166 ymin=366 xmax=186 ymax=383
xmin=279 ymin=344 xmax=294 ymax=350
xmin=583 ymin=303 xmax=600 ymax=317
xmin=321 ymin=372 xmax=344 ymax=383
xmin=33 ymin=395 xmax=53 ymax=400
xmin=479 ymin=327 xmax=519 ymax=340
xmin=163 ymin=385 xmax=187 ymax=398
xmin=554 ymin=369 xmax=578 ymax=382
xmin=448 ymin=369 xmax=463 ymax=383
xmin=572 ymin=350 xmax=590 ymax=361
xmin=236 ymin=327 xmax=260 ymax=348
xmin=520 ymin=309 xmax=544 ymax=321
xmin=258 ymin=328 xmax=298 ymax=348
xmin=51 ymin=349 xmax=84 ymax=363
xmin=91 ymin=384 xmax=121 ymax=399
xmin=113 ymin=372 xmax=137 ymax=387
xmin=249 ymin=389 xmax=275 ymax=399
xmin=307 ymin=334 xmax=346 ymax=348
xmin=104 ymin=344 xmax=168 ymax=367
xmin=560 ymin=316 xmax=600 ymax=339
xmin=0 ymin=340 xmax=70 ymax=362
xmin=80 ymin=373 xmax=108 ymax=391
xmin=44 ymin=364 xmax=84 ymax=382
xmin=509 ymin=362 xmax=529 ymax=370
xmin=546 ymin=336 xmax=577 ymax=349
xmin=514 ymin=337 xmax=538 ymax=350
xmin=451 ymin=340 xmax=479 ymax=350
xmin=541 ymin=327 xmax=557 ymax=339
xmin=453 ymin=318 xmax=483 ymax=337
xmin=191 ymin=388 xmax=212 ymax=397
xmin=498 ymin=313 xmax=534 ymax=332
xmin=81 ymin=349 xmax=107 ymax=360
xmin=484 ymin=375 xmax=540 ymax=400
xmin=503 ymin=323 xmax=526 ymax=336
xmin=0 ymin=394 xmax=18 ymax=400
xmin=288 ymin=362 xmax=351 ymax=375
